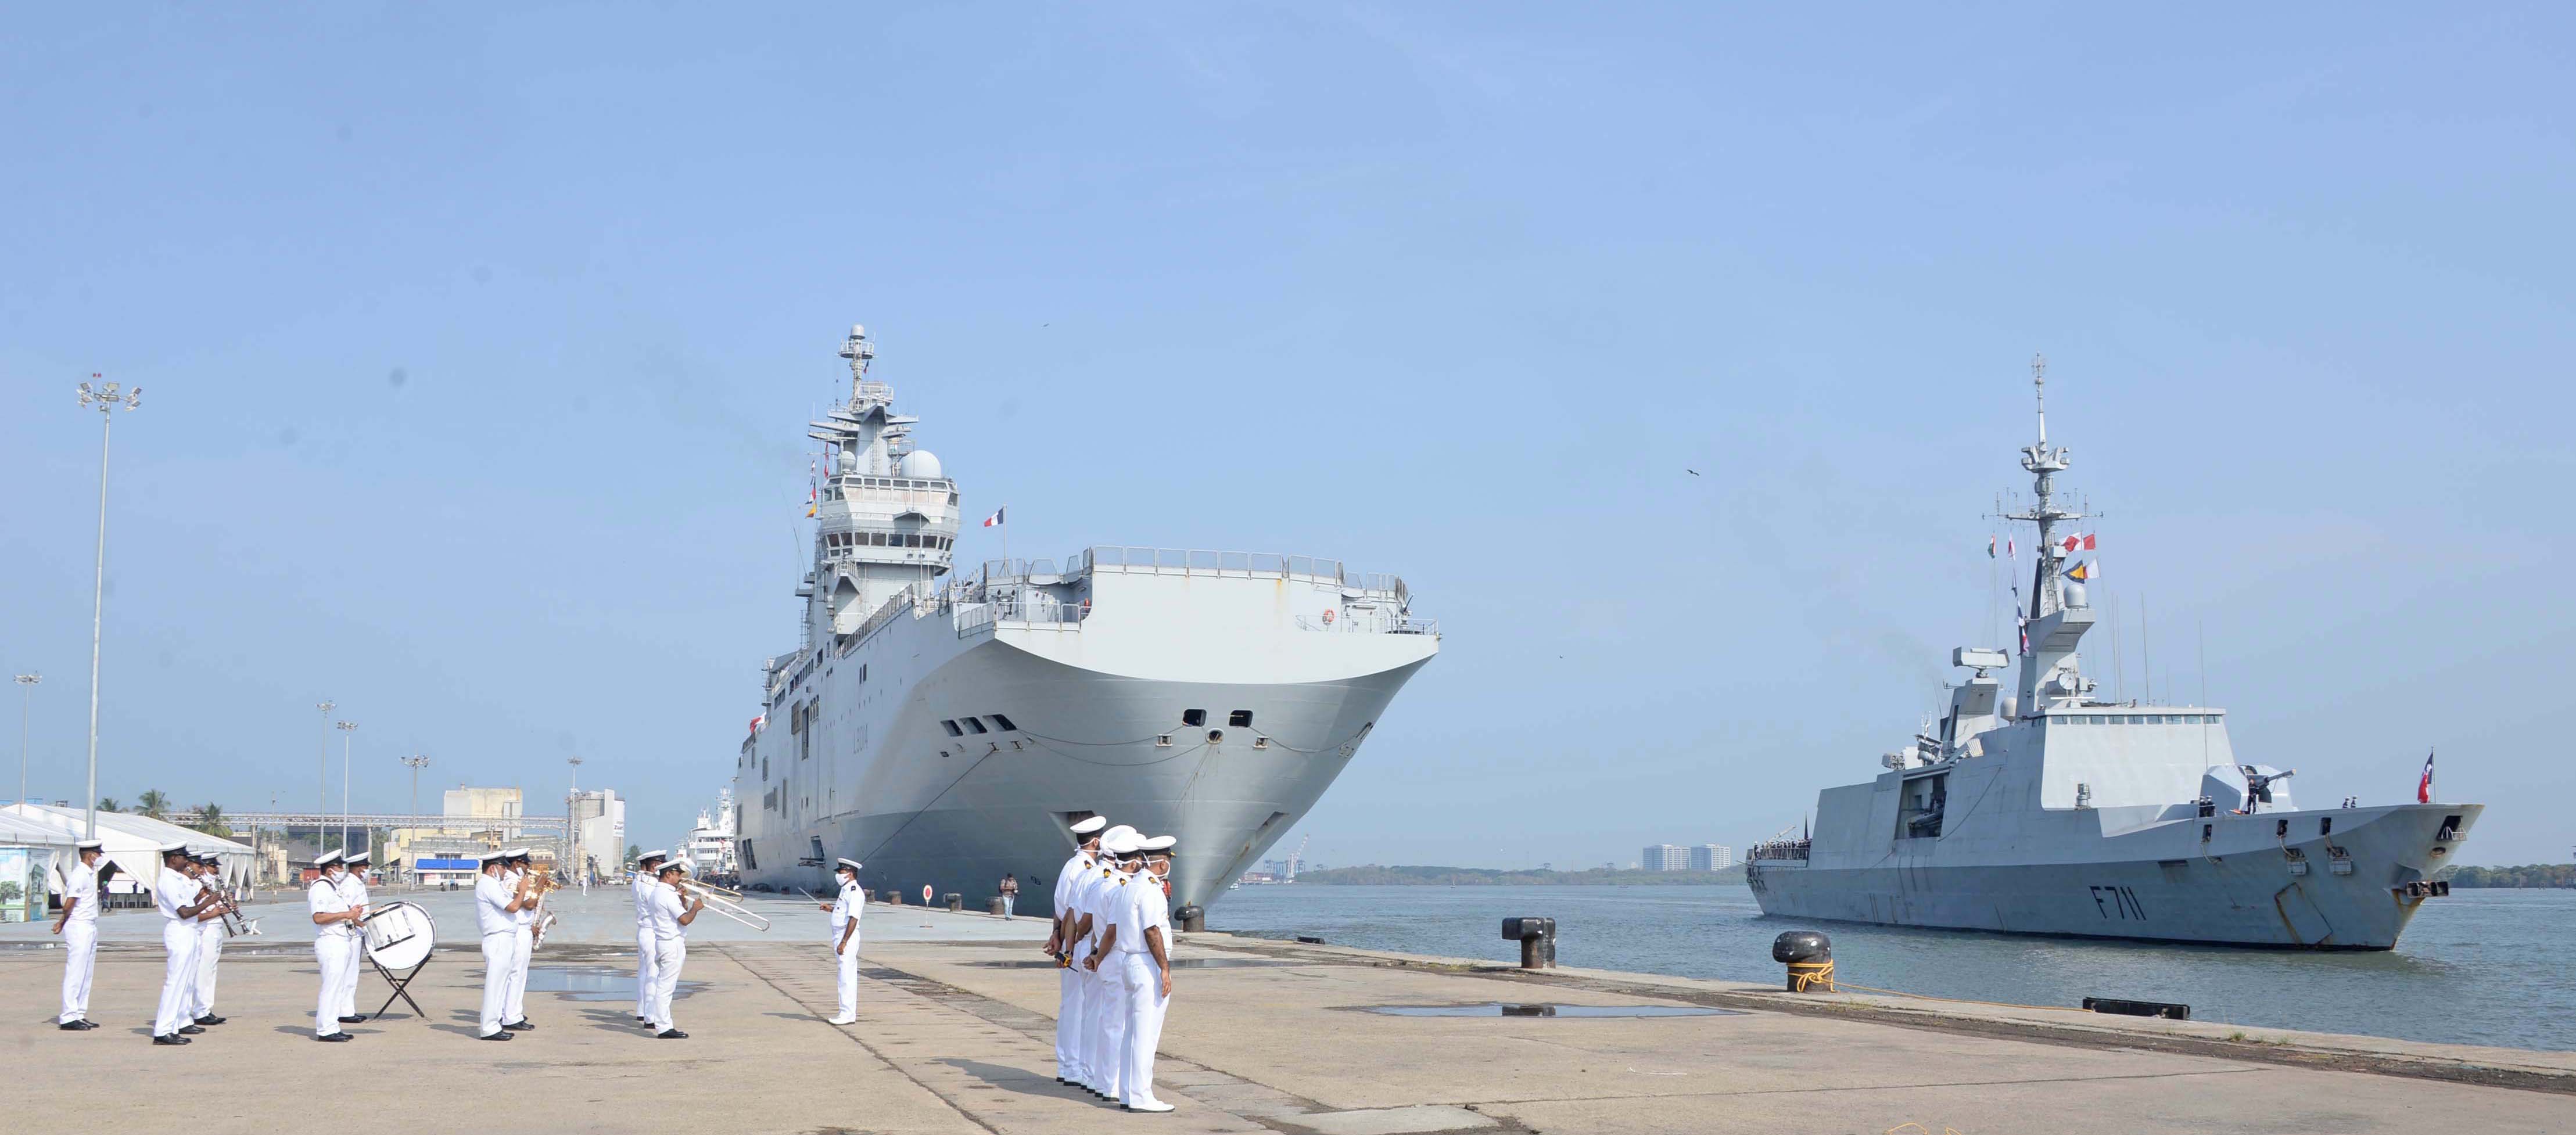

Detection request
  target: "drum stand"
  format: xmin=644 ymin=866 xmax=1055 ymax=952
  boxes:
xmin=364 ymin=951 xmax=432 ymax=1022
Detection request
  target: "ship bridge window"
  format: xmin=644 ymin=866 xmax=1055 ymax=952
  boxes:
xmin=1182 ymin=709 xmax=1207 ymax=727
xmin=1229 ymin=710 xmax=1253 ymax=728
xmin=940 ymin=720 xmax=963 ymax=737
xmin=989 ymin=713 xmax=1017 ymax=731
xmin=962 ymin=717 xmax=989 ymax=734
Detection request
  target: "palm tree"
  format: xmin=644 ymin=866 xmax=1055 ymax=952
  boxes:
xmin=136 ymin=789 xmax=171 ymax=820
xmin=187 ymin=803 xmax=231 ymax=837
xmin=96 ymin=797 xmax=122 ymax=814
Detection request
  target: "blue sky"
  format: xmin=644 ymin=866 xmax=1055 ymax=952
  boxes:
xmin=3 ymin=5 xmax=2570 ymax=867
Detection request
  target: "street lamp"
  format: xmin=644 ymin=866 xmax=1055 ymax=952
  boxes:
xmin=566 ymin=756 xmax=583 ymax=885
xmin=315 ymin=700 xmax=335 ymax=843
xmin=336 ymin=720 xmax=357 ymax=853
xmin=400 ymin=753 xmax=429 ymax=881
xmin=13 ymin=673 xmax=37 ymax=808
xmin=77 ymin=376 xmax=141 ymax=839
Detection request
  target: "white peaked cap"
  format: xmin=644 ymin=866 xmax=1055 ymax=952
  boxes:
xmin=663 ymin=860 xmax=691 ymax=874
xmin=75 ymin=839 xmax=103 ymax=851
xmin=314 ymin=849 xmax=344 ymax=865
xmin=1068 ymin=816 xmax=1108 ymax=835
xmin=345 ymin=850 xmax=371 ymax=863
xmin=504 ymin=847 xmax=532 ymax=859
xmin=1103 ymin=824 xmax=1139 ymax=843
xmin=837 ymin=858 xmax=863 ymax=871
xmin=1103 ymin=831 xmax=1146 ymax=856
xmin=475 ymin=850 xmax=507 ymax=863
xmin=1140 ymin=835 xmax=1177 ymax=852
xmin=637 ymin=849 xmax=671 ymax=863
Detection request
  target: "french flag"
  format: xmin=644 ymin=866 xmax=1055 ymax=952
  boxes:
xmin=2417 ymin=750 xmax=2435 ymax=804
xmin=982 ymin=507 xmax=1006 ymax=528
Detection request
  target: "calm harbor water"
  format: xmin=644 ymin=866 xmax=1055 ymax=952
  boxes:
xmin=1208 ymin=882 xmax=2576 ymax=1052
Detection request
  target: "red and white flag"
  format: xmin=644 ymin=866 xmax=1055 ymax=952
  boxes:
xmin=2417 ymin=750 xmax=2435 ymax=803
xmin=982 ymin=507 xmax=1006 ymax=528
xmin=2057 ymin=531 xmax=2097 ymax=556
xmin=749 ymin=713 xmax=767 ymax=735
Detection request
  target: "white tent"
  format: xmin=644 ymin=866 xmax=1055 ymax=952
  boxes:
xmin=0 ymin=803 xmax=254 ymax=899
xmin=0 ymin=812 xmax=78 ymax=921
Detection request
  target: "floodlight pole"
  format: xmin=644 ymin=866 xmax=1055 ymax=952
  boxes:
xmin=337 ymin=721 xmax=358 ymax=853
xmin=77 ymin=376 xmax=141 ymax=840
xmin=14 ymin=673 xmax=38 ymax=808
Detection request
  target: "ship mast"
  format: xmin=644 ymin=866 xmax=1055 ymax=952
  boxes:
xmin=2006 ymin=354 xmax=2082 ymax=620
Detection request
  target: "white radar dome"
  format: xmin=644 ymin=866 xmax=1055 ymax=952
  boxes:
xmin=899 ymin=451 xmax=943 ymax=479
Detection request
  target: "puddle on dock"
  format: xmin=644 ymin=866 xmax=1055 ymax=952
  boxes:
xmin=969 ymin=957 xmax=1298 ymax=970
xmin=526 ymin=965 xmax=705 ymax=1001
xmin=1360 ymin=1003 xmax=1741 ymax=1018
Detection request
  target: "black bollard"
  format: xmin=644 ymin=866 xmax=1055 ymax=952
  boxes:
xmin=1175 ymin=904 xmax=1206 ymax=932
xmin=1502 ymin=917 xmax=1557 ymax=969
xmin=1772 ymin=930 xmax=1833 ymax=992
xmin=943 ymin=892 xmax=963 ymax=912
xmin=988 ymin=897 xmax=1007 ymax=916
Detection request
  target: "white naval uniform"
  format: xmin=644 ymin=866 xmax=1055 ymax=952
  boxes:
xmin=58 ymin=860 xmax=101 ymax=1023
xmin=473 ymin=871 xmax=517 ymax=1036
xmin=1116 ymin=875 xmax=1175 ymax=1108
xmin=632 ymin=872 xmax=658 ymax=1018
xmin=644 ymin=881 xmax=687 ymax=1032
xmin=831 ymin=879 xmax=864 ymax=1019
xmin=191 ymin=874 xmax=225 ymax=1020
xmin=1052 ymin=850 xmax=1093 ymax=1080
xmin=334 ymin=870 xmax=371 ymax=1018
xmin=1081 ymin=864 xmax=1129 ymax=1097
xmin=309 ymin=875 xmax=360 ymax=1036
xmin=504 ymin=867 xmax=535 ymax=1025
xmin=151 ymin=867 xmax=203 ymax=1037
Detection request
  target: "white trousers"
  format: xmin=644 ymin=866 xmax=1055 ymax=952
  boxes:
xmin=1054 ymin=962 xmax=1086 ymax=1079
xmin=635 ymin=926 xmax=657 ymax=1017
xmin=315 ymin=935 xmax=359 ymax=1036
xmin=154 ymin=920 xmax=200 ymax=1037
xmin=59 ymin=920 xmax=98 ymax=1023
xmin=336 ymin=920 xmax=364 ymax=1018
xmin=1086 ymin=958 xmax=1127 ymax=1097
xmin=645 ymin=938 xmax=685 ymax=1030
xmin=834 ymin=933 xmax=862 ymax=1018
xmin=478 ymin=932 xmax=515 ymax=1036
xmin=504 ymin=925 xmax=533 ymax=1023
xmin=192 ymin=922 xmax=224 ymax=1017
xmin=1119 ymin=953 xmax=1172 ymax=1107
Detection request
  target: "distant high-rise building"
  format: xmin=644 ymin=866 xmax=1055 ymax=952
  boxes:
xmin=442 ymin=786 xmax=524 ymax=839
xmin=1642 ymin=844 xmax=1689 ymax=871
xmin=1689 ymin=844 xmax=1733 ymax=871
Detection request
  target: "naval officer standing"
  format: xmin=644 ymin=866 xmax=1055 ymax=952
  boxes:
xmin=332 ymin=851 xmax=372 ymax=1025
xmin=632 ymin=849 xmax=670 ymax=1025
xmin=307 ymin=851 xmax=364 ymax=1041
xmin=52 ymin=838 xmax=105 ymax=1030
xmin=473 ymin=850 xmax=533 ymax=1040
xmin=1113 ymin=835 xmax=1179 ymax=1112
xmin=188 ymin=852 xmax=229 ymax=1029
xmin=643 ymin=860 xmax=704 ymax=1039
xmin=1048 ymin=814 xmax=1109 ymax=1084
xmin=149 ymin=842 xmax=213 ymax=1046
xmin=501 ymin=848 xmax=537 ymax=1031
xmin=820 ymin=857 xmax=864 ymax=1025
xmin=1078 ymin=827 xmax=1140 ymax=1100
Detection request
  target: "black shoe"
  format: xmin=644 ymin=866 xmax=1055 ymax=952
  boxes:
xmin=152 ymin=1034 xmax=190 ymax=1046
xmin=478 ymin=1031 xmax=514 ymax=1041
xmin=177 ymin=1024 xmax=204 ymax=1035
xmin=655 ymin=1029 xmax=687 ymax=1039
xmin=503 ymin=1019 xmax=533 ymax=1031
xmin=315 ymin=1032 xmax=354 ymax=1043
xmin=195 ymin=1015 xmax=226 ymax=1026
xmin=337 ymin=1015 xmax=366 ymax=1023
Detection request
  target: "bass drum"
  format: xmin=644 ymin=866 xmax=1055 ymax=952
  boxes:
xmin=362 ymin=900 xmax=436 ymax=971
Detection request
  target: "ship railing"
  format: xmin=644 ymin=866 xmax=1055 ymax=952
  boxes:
xmin=1293 ymin=609 xmax=1440 ymax=636
xmin=967 ymin=546 xmax=1410 ymax=602
xmin=1749 ymin=839 xmax=1811 ymax=863
xmin=954 ymin=595 xmax=1090 ymax=637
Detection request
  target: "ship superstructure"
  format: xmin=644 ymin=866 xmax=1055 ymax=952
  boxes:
xmin=730 ymin=325 xmax=1440 ymax=916
xmin=1746 ymin=361 xmax=2478 ymax=949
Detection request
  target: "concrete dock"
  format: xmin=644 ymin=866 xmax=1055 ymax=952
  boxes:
xmin=5 ymin=889 xmax=2570 ymax=1134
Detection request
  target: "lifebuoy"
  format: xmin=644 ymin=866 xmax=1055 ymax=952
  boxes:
xmin=1322 ymin=608 xmax=1335 ymax=624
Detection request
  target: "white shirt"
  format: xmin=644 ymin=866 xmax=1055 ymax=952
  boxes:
xmin=153 ymin=865 xmax=200 ymax=924
xmin=506 ymin=869 xmax=537 ymax=928
xmin=337 ymin=870 xmax=370 ymax=921
xmin=1114 ymin=872 xmax=1171 ymax=956
xmin=830 ymin=879 xmax=862 ymax=937
xmin=647 ymin=882 xmax=688 ymax=943
xmin=1052 ymin=850 xmax=1092 ymax=918
xmin=63 ymin=860 xmax=100 ymax=924
xmin=310 ymin=875 xmax=357 ymax=939
xmin=473 ymin=872 xmax=517 ymax=936
xmin=632 ymin=873 xmax=658 ymax=930
xmin=1074 ymin=861 xmax=1118 ymax=958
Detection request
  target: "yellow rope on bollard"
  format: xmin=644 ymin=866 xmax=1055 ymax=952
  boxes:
xmin=1786 ymin=958 xmax=1835 ymax=992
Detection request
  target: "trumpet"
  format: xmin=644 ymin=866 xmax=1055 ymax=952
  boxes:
xmin=674 ymin=879 xmax=770 ymax=932
xmin=193 ymin=876 xmax=260 ymax=938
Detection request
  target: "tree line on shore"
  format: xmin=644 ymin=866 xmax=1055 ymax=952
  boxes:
xmin=72 ymin=789 xmax=233 ymax=836
xmin=1289 ymin=864 xmax=1748 ymax=886
xmin=2435 ymin=863 xmax=2576 ymax=888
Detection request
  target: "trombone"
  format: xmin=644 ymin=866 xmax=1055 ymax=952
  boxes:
xmin=674 ymin=878 xmax=770 ymax=932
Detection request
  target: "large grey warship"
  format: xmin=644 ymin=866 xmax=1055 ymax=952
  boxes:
xmin=1747 ymin=362 xmax=2479 ymax=949
xmin=728 ymin=325 xmax=1439 ymax=917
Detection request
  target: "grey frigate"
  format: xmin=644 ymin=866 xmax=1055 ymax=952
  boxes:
xmin=1747 ymin=361 xmax=2478 ymax=949
xmin=729 ymin=325 xmax=1439 ymax=918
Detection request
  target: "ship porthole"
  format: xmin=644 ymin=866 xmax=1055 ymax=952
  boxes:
xmin=1207 ymin=729 xmax=1224 ymax=745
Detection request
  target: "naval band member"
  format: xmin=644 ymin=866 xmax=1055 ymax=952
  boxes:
xmin=308 ymin=850 xmax=364 ymax=1041
xmin=473 ymin=850 xmax=534 ymax=1040
xmin=820 ymin=857 xmax=864 ymax=1025
xmin=332 ymin=850 xmax=372 ymax=1024
xmin=189 ymin=852 xmax=229 ymax=1028
xmin=150 ymin=842 xmax=213 ymax=1046
xmin=643 ymin=860 xmax=704 ymax=1038
xmin=1048 ymin=815 xmax=1108 ymax=1085
xmin=501 ymin=847 xmax=537 ymax=1031
xmin=632 ymin=848 xmax=670 ymax=1025
xmin=53 ymin=838 xmax=105 ymax=1030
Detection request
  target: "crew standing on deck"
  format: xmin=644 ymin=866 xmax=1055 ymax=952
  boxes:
xmin=1115 ymin=835 xmax=1179 ymax=1112
xmin=52 ymin=838 xmax=104 ymax=1030
xmin=150 ymin=842 xmax=213 ymax=1046
xmin=332 ymin=850 xmax=372 ymax=1025
xmin=1049 ymin=815 xmax=1108 ymax=1086
xmin=501 ymin=848 xmax=537 ymax=1032
xmin=632 ymin=849 xmax=670 ymax=1026
xmin=188 ymin=852 xmax=229 ymax=1029
xmin=821 ymin=857 xmax=864 ymax=1025
xmin=474 ymin=850 xmax=533 ymax=1041
xmin=644 ymin=860 xmax=704 ymax=1039
xmin=308 ymin=850 xmax=364 ymax=1041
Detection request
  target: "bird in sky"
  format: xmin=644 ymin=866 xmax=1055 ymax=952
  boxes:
xmin=1685 ymin=468 xmax=1700 ymax=476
